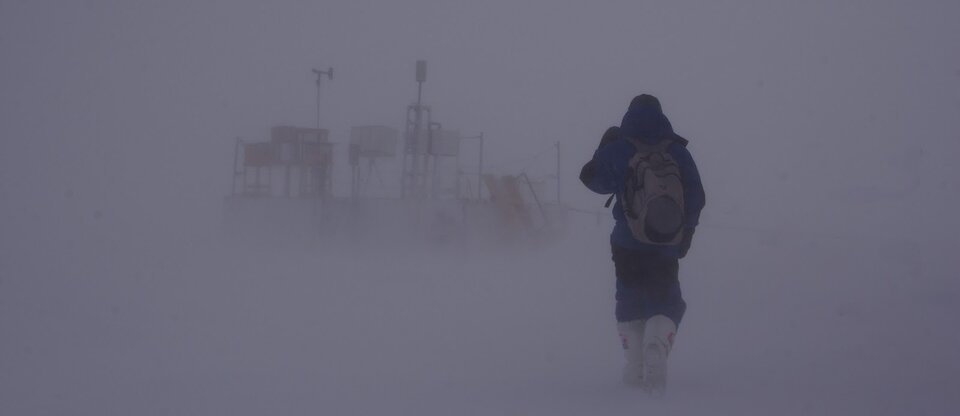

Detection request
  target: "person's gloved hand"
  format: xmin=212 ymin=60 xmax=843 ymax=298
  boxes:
xmin=579 ymin=159 xmax=596 ymax=187
xmin=582 ymin=126 xmax=621 ymax=188
xmin=678 ymin=228 xmax=695 ymax=258
xmin=599 ymin=126 xmax=621 ymax=149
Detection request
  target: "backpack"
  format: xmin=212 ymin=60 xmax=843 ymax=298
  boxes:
xmin=621 ymin=137 xmax=685 ymax=245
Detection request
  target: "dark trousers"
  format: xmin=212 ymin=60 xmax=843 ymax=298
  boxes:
xmin=612 ymin=244 xmax=686 ymax=325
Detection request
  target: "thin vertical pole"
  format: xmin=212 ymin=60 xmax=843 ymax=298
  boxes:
xmin=478 ymin=133 xmax=484 ymax=200
xmin=312 ymin=67 xmax=332 ymax=129
xmin=555 ymin=141 xmax=561 ymax=204
xmin=417 ymin=81 xmax=423 ymax=108
xmin=413 ymin=82 xmax=423 ymax=197
xmin=231 ymin=137 xmax=240 ymax=196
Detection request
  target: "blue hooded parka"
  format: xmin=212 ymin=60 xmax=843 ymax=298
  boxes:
xmin=581 ymin=95 xmax=705 ymax=258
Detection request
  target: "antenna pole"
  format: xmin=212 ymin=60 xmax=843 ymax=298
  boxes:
xmin=311 ymin=67 xmax=333 ymax=128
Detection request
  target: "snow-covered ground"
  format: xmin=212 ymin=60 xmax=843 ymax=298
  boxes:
xmin=2 ymin=212 xmax=957 ymax=415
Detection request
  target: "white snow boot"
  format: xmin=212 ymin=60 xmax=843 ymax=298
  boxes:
xmin=617 ymin=320 xmax=646 ymax=386
xmin=641 ymin=315 xmax=677 ymax=397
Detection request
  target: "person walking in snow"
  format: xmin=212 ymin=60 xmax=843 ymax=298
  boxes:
xmin=579 ymin=94 xmax=705 ymax=395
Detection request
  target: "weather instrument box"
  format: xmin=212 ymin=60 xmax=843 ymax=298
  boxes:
xmin=301 ymin=142 xmax=333 ymax=164
xmin=270 ymin=126 xmax=329 ymax=164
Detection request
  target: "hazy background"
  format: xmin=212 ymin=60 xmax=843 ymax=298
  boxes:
xmin=2 ymin=1 xmax=958 ymax=415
